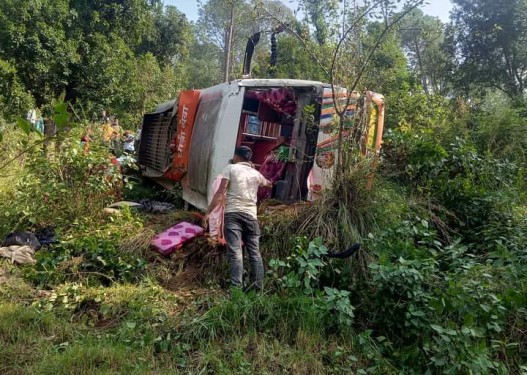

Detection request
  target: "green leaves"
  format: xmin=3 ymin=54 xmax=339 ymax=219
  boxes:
xmin=268 ymin=237 xmax=356 ymax=328
xmin=452 ymin=0 xmax=527 ymax=102
xmin=15 ymin=117 xmax=32 ymax=136
xmin=366 ymin=209 xmax=525 ymax=373
xmin=52 ymin=97 xmax=71 ymax=131
xmin=323 ymin=287 xmax=355 ymax=326
xmin=0 ymin=0 xmax=192 ymax=123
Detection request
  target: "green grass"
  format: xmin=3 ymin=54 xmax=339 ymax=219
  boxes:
xmin=0 ymin=302 xmax=73 ymax=374
xmin=189 ymin=290 xmax=331 ymax=342
xmin=34 ymin=342 xmax=152 ymax=375
xmin=0 ymin=280 xmax=384 ymax=375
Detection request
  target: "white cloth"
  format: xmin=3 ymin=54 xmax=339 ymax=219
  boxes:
xmin=116 ymin=154 xmax=136 ymax=166
xmin=221 ymin=162 xmax=268 ymax=219
xmin=0 ymin=245 xmax=36 ymax=265
xmin=123 ymin=135 xmax=135 ymax=152
xmin=27 ymin=109 xmax=37 ymax=124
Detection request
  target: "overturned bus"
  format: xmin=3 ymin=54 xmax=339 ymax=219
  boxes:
xmin=137 ymin=79 xmax=385 ymax=211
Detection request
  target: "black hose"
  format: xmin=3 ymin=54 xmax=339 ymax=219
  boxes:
xmin=325 ymin=243 xmax=361 ymax=259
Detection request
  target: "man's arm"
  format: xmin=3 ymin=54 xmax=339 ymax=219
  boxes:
xmin=261 ymin=176 xmax=272 ymax=188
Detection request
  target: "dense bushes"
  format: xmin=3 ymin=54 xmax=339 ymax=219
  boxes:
xmin=0 ymin=123 xmax=148 ymax=289
xmin=383 ymin=115 xmax=526 ymax=245
xmin=361 ymin=217 xmax=527 ymax=373
xmin=367 ymin=90 xmax=527 ymax=373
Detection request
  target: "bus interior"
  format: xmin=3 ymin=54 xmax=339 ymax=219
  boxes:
xmin=235 ymin=86 xmax=321 ymax=201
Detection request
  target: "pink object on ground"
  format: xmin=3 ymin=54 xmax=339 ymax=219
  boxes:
xmin=151 ymin=221 xmax=204 ymax=255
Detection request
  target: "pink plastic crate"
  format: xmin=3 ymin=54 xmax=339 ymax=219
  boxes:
xmin=151 ymin=221 xmax=204 ymax=255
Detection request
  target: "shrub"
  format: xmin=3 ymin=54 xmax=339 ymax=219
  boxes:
xmin=362 ymin=216 xmax=526 ymax=373
xmin=23 ymin=216 xmax=147 ymax=288
xmin=268 ymin=238 xmax=356 ymax=330
xmin=383 ymin=128 xmax=525 ymax=245
xmin=0 ymin=128 xmax=122 ymax=237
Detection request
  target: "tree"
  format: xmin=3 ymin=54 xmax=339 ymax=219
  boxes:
xmin=0 ymin=59 xmax=34 ymax=120
xmin=197 ymin=0 xmax=253 ymax=81
xmin=185 ymin=39 xmax=223 ymax=88
xmin=253 ymin=34 xmax=329 ymax=81
xmin=298 ymin=0 xmax=339 ymax=45
xmin=68 ymin=0 xmax=157 ymax=47
xmin=0 ymin=0 xmax=192 ymax=121
xmin=398 ymin=9 xmax=454 ymax=95
xmin=121 ymin=53 xmax=180 ymax=124
xmin=138 ymin=5 xmax=192 ymax=65
xmin=64 ymin=0 xmax=163 ymax=104
xmin=362 ymin=22 xmax=409 ymax=95
xmin=452 ymin=0 xmax=527 ymax=104
xmin=0 ymin=0 xmax=78 ymax=107
xmin=197 ymin=0 xmax=294 ymax=81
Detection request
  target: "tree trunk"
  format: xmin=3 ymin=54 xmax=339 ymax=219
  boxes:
xmin=64 ymin=82 xmax=77 ymax=104
xmin=43 ymin=119 xmax=56 ymax=155
xmin=223 ymin=4 xmax=235 ymax=82
xmin=414 ymin=39 xmax=428 ymax=93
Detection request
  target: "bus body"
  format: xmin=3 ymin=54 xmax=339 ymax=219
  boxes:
xmin=137 ymin=79 xmax=385 ymax=211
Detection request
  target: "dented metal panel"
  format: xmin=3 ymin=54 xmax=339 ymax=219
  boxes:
xmin=187 ymin=91 xmax=222 ymax=194
xmin=182 ymin=81 xmax=246 ymax=210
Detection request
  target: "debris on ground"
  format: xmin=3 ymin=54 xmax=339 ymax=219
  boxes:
xmin=2 ymin=231 xmax=41 ymax=249
xmin=104 ymin=199 xmax=176 ymax=215
xmin=0 ymin=245 xmax=36 ymax=265
xmin=139 ymin=199 xmax=176 ymax=214
xmin=104 ymin=200 xmax=143 ymax=215
xmin=35 ymin=227 xmax=57 ymax=245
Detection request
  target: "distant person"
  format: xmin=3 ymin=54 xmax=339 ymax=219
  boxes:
xmin=204 ymin=146 xmax=272 ymax=292
xmin=122 ymin=130 xmax=135 ymax=154
xmin=80 ymin=127 xmax=92 ymax=154
xmin=110 ymin=119 xmax=123 ymax=155
xmin=135 ymin=128 xmax=142 ymax=152
xmin=101 ymin=110 xmax=110 ymax=125
xmin=111 ymin=118 xmax=122 ymax=136
xmin=27 ymin=108 xmax=37 ymax=125
xmin=102 ymin=121 xmax=113 ymax=142
xmin=35 ymin=117 xmax=44 ymax=134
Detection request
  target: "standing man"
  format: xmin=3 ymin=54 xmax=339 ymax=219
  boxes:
xmin=205 ymin=146 xmax=272 ymax=292
xmin=101 ymin=110 xmax=109 ymax=125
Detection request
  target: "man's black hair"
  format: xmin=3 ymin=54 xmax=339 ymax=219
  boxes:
xmin=234 ymin=146 xmax=253 ymax=162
